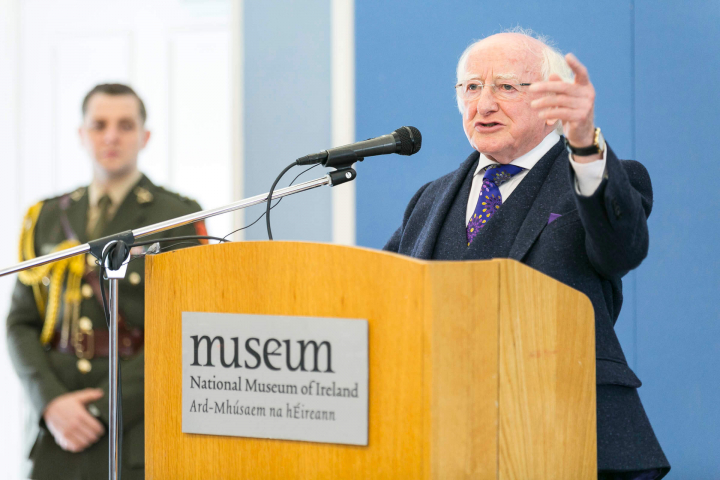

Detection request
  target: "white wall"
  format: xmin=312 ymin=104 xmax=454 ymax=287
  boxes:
xmin=0 ymin=0 xmax=236 ymax=477
xmin=0 ymin=0 xmax=355 ymax=477
xmin=0 ymin=0 xmax=24 ymax=477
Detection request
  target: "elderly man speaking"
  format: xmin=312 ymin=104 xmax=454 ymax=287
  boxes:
xmin=384 ymin=31 xmax=670 ymax=479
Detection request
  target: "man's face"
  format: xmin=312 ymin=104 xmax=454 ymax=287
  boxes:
xmin=79 ymin=93 xmax=150 ymax=180
xmin=459 ymin=35 xmax=552 ymax=164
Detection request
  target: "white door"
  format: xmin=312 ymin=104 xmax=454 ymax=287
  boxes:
xmin=0 ymin=1 xmax=236 ymax=476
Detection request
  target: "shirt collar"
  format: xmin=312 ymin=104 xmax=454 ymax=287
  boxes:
xmin=474 ymin=131 xmax=560 ymax=177
xmin=88 ymin=169 xmax=143 ymax=208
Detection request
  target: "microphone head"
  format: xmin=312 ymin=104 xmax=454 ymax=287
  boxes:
xmin=394 ymin=126 xmax=422 ymax=156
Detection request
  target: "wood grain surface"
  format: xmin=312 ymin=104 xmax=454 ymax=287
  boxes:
xmin=497 ymin=259 xmax=596 ymax=479
xmin=144 ymin=242 xmax=596 ymax=479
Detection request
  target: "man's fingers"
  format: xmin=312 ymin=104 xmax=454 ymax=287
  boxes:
xmin=74 ymin=414 xmax=104 ymax=441
xmin=77 ymin=410 xmax=106 ymax=437
xmin=529 ymin=81 xmax=578 ymax=95
xmin=531 ymin=95 xmax=586 ymax=110
xmin=57 ymin=431 xmax=89 ymax=453
xmin=68 ymin=425 xmax=96 ymax=448
xmin=74 ymin=388 xmax=104 ymax=404
xmin=537 ymin=107 xmax=584 ymax=122
xmin=565 ymin=53 xmax=590 ymax=85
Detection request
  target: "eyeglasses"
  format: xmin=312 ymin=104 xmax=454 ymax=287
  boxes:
xmin=454 ymin=81 xmax=532 ymax=102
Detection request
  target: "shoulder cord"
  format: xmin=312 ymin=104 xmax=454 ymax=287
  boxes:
xmin=17 ymin=202 xmax=84 ymax=345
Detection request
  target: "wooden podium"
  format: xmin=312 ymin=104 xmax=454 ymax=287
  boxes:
xmin=144 ymin=241 xmax=596 ymax=479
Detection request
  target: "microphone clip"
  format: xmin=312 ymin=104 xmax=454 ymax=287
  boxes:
xmin=328 ymin=167 xmax=357 ymax=187
xmin=325 ymin=149 xmax=361 ymax=187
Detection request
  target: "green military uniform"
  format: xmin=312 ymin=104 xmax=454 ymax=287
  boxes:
xmin=7 ymin=174 xmax=204 ymax=480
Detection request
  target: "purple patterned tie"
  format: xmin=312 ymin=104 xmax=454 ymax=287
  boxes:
xmin=467 ymin=164 xmax=524 ymax=245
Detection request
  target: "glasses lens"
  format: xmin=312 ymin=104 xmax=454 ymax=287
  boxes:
xmin=494 ymin=83 xmax=523 ymax=100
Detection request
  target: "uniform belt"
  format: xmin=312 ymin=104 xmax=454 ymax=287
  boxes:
xmin=50 ymin=327 xmax=144 ymax=358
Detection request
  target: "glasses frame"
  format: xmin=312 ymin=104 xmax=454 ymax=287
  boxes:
xmin=455 ymin=81 xmax=533 ymax=101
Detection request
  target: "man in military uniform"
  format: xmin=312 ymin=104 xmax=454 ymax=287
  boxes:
xmin=7 ymin=83 xmax=206 ymax=479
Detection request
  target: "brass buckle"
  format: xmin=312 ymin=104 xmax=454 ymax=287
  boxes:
xmin=74 ymin=317 xmax=94 ymax=373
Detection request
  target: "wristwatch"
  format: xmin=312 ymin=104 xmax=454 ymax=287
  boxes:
xmin=565 ymin=127 xmax=605 ymax=156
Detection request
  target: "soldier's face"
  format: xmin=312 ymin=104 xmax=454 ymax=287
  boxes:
xmin=79 ymin=93 xmax=150 ymax=180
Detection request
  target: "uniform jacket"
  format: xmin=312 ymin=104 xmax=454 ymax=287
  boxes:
xmin=384 ymin=140 xmax=670 ymax=475
xmin=7 ymin=174 xmax=203 ymax=480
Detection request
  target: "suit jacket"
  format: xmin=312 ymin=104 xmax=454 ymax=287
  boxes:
xmin=6 ymin=174 xmax=203 ymax=480
xmin=384 ymin=140 xmax=670 ymax=475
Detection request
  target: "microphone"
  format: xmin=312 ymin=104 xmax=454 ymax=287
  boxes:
xmin=296 ymin=126 xmax=422 ymax=166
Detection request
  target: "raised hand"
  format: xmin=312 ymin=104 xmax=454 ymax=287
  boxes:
xmin=529 ymin=53 xmax=600 ymax=162
xmin=43 ymin=388 xmax=106 ymax=453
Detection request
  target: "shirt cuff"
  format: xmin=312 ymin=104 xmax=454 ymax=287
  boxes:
xmin=569 ymin=148 xmax=607 ymax=196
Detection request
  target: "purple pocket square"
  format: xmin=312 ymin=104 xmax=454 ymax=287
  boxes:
xmin=548 ymin=213 xmax=562 ymax=225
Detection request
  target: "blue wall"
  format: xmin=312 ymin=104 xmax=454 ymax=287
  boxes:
xmin=243 ymin=0 xmax=332 ymax=241
xmin=356 ymin=1 xmax=720 ymax=477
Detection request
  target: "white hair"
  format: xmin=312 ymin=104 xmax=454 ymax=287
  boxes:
xmin=455 ymin=27 xmax=573 ymax=134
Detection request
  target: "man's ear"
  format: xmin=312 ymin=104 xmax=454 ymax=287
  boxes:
xmin=140 ymin=129 xmax=151 ymax=149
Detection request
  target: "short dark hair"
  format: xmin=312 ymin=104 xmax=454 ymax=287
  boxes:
xmin=81 ymin=83 xmax=147 ymax=124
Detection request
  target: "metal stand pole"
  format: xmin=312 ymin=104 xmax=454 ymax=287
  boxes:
xmin=0 ymin=169 xmax=356 ymax=480
xmin=0 ymin=174 xmax=332 ymax=277
xmin=108 ymin=278 xmax=120 ymax=480
xmin=102 ymin=240 xmax=130 ymax=480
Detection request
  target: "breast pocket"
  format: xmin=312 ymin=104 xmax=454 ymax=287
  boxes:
xmin=541 ymin=209 xmax=581 ymax=236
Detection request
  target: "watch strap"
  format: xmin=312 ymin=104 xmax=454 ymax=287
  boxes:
xmin=565 ymin=128 xmax=604 ymax=156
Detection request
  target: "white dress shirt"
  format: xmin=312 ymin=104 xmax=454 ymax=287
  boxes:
xmin=465 ymin=131 xmax=607 ymax=225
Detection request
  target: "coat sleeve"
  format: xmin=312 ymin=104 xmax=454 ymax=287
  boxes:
xmin=383 ymin=182 xmax=432 ymax=253
xmin=572 ymin=144 xmax=653 ymax=279
xmin=6 ymin=279 xmax=69 ymax=416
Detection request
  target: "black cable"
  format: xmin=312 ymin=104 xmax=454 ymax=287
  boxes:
xmin=266 ymin=161 xmax=299 ymax=240
xmin=223 ymin=164 xmax=318 ymax=241
xmin=92 ymin=234 xmax=227 ymax=479
xmin=125 ymin=242 xmax=202 ymax=266
xmin=131 ymin=235 xmax=229 ymax=247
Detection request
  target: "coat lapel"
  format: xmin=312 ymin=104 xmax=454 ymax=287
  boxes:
xmin=63 ymin=189 xmax=90 ymax=244
xmin=411 ymin=152 xmax=479 ymax=259
xmin=463 ymin=140 xmax=565 ymax=260
xmin=508 ymin=143 xmax=569 ymax=261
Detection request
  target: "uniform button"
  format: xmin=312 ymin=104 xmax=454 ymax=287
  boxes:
xmin=42 ymin=276 xmax=51 ymax=286
xmin=129 ymin=272 xmax=141 ymax=285
xmin=82 ymin=284 xmax=93 ymax=299
xmin=77 ymin=358 xmax=92 ymax=374
xmin=87 ymin=255 xmax=96 ymax=267
xmin=78 ymin=316 xmax=93 ymax=332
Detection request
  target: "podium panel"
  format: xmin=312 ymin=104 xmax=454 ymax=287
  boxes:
xmin=145 ymin=242 xmax=596 ymax=479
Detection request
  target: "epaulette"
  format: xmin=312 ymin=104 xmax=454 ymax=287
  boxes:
xmin=133 ymin=186 xmax=154 ymax=204
xmin=69 ymin=187 xmax=86 ymax=202
xmin=37 ymin=187 xmax=86 ymax=207
xmin=155 ymin=185 xmax=198 ymax=205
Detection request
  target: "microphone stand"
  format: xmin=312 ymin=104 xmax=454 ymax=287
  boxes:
xmin=0 ymin=168 xmax=356 ymax=480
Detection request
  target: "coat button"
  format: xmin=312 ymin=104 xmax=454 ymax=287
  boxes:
xmin=82 ymin=284 xmax=93 ymax=299
xmin=87 ymin=255 xmax=96 ymax=267
xmin=129 ymin=272 xmax=141 ymax=285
